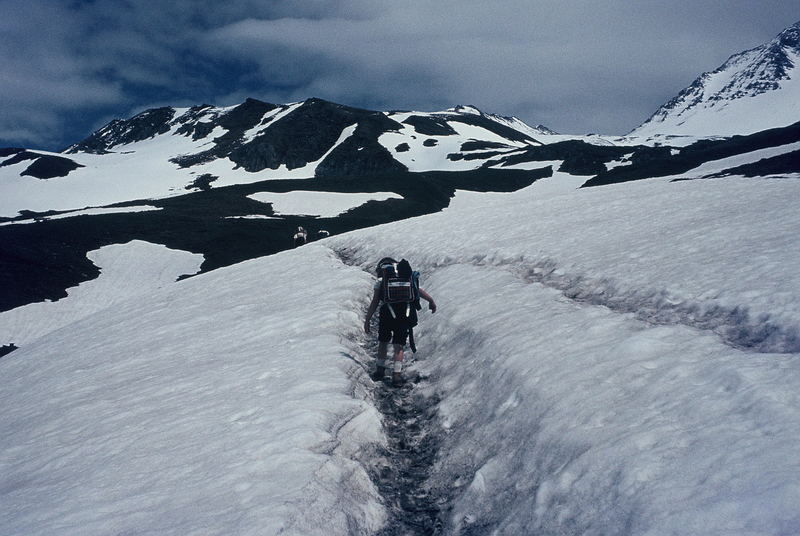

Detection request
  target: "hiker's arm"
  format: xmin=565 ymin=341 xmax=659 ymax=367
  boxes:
xmin=364 ymin=288 xmax=381 ymax=332
xmin=419 ymin=288 xmax=437 ymax=313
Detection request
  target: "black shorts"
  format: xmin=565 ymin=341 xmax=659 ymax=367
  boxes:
xmin=378 ymin=304 xmax=410 ymax=346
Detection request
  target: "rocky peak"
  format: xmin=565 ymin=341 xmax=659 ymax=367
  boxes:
xmin=66 ymin=107 xmax=176 ymax=154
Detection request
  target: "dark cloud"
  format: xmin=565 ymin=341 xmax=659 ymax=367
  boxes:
xmin=1 ymin=0 xmax=797 ymax=149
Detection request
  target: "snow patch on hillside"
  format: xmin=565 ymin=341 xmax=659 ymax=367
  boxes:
xmin=248 ymin=190 xmax=403 ymax=218
xmin=0 ymin=240 xmax=202 ymax=347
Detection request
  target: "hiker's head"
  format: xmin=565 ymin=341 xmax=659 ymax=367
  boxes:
xmin=376 ymin=257 xmax=398 ymax=275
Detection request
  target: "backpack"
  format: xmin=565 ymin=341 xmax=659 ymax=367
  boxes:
xmin=381 ymin=259 xmax=422 ymax=353
xmin=381 ymin=259 xmax=420 ymax=311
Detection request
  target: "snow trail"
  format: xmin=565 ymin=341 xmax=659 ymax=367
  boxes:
xmin=363 ymin=328 xmax=445 ymax=535
xmin=336 ymin=249 xmax=448 ymax=535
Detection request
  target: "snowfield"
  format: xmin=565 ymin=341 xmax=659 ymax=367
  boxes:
xmin=2 ymin=171 xmax=800 ymax=535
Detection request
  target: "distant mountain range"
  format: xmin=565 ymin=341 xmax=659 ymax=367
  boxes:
xmin=1 ymin=21 xmax=799 ymax=313
xmin=631 ymin=20 xmax=800 ymax=138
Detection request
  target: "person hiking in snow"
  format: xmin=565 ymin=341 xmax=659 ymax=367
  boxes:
xmin=364 ymin=257 xmax=436 ymax=386
xmin=293 ymin=226 xmax=307 ymax=247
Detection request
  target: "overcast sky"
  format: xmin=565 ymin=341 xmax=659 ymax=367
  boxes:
xmin=2 ymin=1 xmax=798 ymax=150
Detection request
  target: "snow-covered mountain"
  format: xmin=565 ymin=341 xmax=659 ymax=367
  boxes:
xmin=0 ymin=98 xmax=556 ymax=218
xmin=631 ymin=20 xmax=800 ymax=138
xmin=2 ymin=92 xmax=799 ymax=313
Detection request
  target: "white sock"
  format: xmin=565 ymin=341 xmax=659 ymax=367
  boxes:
xmin=393 ymin=361 xmax=403 ymax=373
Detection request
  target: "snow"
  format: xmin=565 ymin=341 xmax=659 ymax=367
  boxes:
xmin=2 ymin=166 xmax=800 ymax=534
xmin=604 ymin=153 xmax=634 ymax=170
xmin=0 ymin=240 xmax=202 ymax=346
xmin=489 ymin=158 xmax=561 ymax=171
xmin=0 ymin=128 xmax=218 ymax=217
xmin=0 ymin=244 xmax=385 ymax=535
xmin=0 ymin=118 xmax=356 ymax=218
xmin=329 ymin=173 xmax=800 ymax=532
xmin=247 ymin=190 xmax=403 ymax=218
xmin=380 ymin=112 xmax=529 ymax=172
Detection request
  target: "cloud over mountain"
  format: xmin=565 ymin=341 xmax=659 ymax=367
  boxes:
xmin=1 ymin=1 xmax=798 ymax=149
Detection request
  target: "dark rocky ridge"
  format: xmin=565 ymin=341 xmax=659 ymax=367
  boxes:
xmin=171 ymin=98 xmax=281 ymax=167
xmin=402 ymin=115 xmax=458 ymax=136
xmin=1 ymin=150 xmax=84 ymax=179
xmin=706 ymin=150 xmax=800 ymax=178
xmin=1 ymin=150 xmax=39 ymax=167
xmin=67 ymin=107 xmax=176 ymax=153
xmin=0 ymin=148 xmax=26 ymax=158
xmin=584 ymin=120 xmax=800 ymax=187
xmin=485 ymin=140 xmax=637 ymax=176
xmin=21 ymin=155 xmax=84 ymax=179
xmin=444 ymin=112 xmax=538 ymax=145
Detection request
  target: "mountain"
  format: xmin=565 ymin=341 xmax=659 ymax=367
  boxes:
xmin=2 ymin=42 xmax=800 ymax=314
xmin=631 ymin=20 xmax=800 ymax=138
xmin=0 ymin=97 xmax=641 ymax=313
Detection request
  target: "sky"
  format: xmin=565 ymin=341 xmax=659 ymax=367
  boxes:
xmin=1 ymin=0 xmax=798 ymax=150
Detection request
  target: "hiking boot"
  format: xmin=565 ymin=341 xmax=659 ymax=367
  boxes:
xmin=371 ymin=366 xmax=385 ymax=381
xmin=392 ymin=372 xmax=403 ymax=386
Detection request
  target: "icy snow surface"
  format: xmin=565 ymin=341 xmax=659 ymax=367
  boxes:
xmin=2 ymin=169 xmax=800 ymax=534
xmin=1 ymin=245 xmax=385 ymax=535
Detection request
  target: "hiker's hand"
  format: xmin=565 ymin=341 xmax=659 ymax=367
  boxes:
xmin=429 ymin=302 xmax=437 ymax=313
xmin=363 ymin=320 xmax=371 ymax=333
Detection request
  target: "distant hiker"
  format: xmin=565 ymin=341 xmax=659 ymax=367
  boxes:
xmin=293 ymin=226 xmax=307 ymax=247
xmin=364 ymin=257 xmax=436 ymax=386
xmin=316 ymin=229 xmax=330 ymax=240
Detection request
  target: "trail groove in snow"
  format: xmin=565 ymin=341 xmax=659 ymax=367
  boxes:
xmin=431 ymin=254 xmax=799 ymax=354
xmin=363 ymin=328 xmax=445 ymax=535
xmin=336 ymin=248 xmax=448 ymax=535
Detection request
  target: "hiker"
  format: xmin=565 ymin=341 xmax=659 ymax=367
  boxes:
xmin=293 ymin=226 xmax=307 ymax=247
xmin=364 ymin=257 xmax=436 ymax=386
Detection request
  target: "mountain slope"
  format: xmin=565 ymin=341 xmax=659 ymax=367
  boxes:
xmin=631 ymin=20 xmax=800 ymax=138
xmin=0 ymin=98 xmax=564 ymax=312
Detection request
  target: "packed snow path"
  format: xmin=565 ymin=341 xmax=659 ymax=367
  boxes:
xmin=362 ymin=326 xmax=445 ymax=535
xmin=333 ymin=232 xmax=800 ymax=534
xmin=337 ymin=249 xmax=448 ymax=534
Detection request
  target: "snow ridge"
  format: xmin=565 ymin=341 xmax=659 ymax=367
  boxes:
xmin=632 ymin=20 xmax=800 ymax=137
